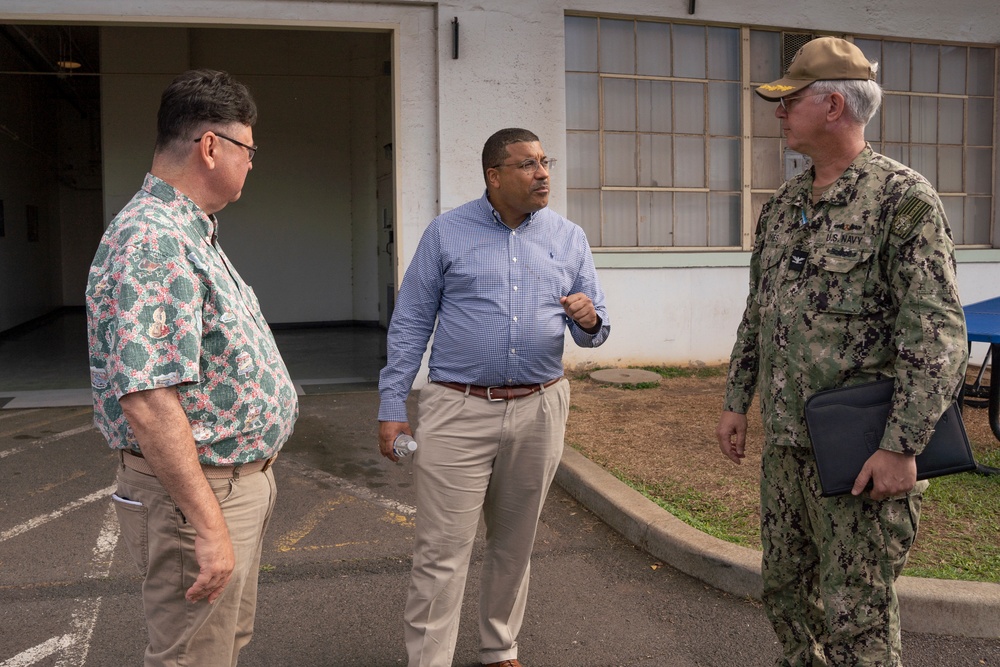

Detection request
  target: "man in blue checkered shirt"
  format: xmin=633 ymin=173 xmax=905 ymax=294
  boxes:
xmin=378 ymin=128 xmax=610 ymax=667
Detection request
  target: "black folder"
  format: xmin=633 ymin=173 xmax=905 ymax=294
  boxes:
xmin=804 ymin=379 xmax=977 ymax=497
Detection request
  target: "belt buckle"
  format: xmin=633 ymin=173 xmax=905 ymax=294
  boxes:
xmin=485 ymin=386 xmax=505 ymax=402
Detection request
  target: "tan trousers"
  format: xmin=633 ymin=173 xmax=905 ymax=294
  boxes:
xmin=113 ymin=464 xmax=277 ymax=667
xmin=404 ymin=379 xmax=570 ymax=667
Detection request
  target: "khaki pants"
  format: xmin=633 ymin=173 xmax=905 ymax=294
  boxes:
xmin=113 ymin=464 xmax=277 ymax=667
xmin=404 ymin=380 xmax=570 ymax=667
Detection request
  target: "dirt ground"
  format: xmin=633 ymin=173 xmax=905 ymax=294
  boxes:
xmin=564 ymin=366 xmax=1000 ymax=551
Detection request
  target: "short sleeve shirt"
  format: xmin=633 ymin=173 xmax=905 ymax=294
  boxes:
xmin=86 ymin=174 xmax=298 ymax=465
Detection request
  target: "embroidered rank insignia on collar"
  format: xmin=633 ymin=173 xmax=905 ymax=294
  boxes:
xmin=890 ymin=196 xmax=933 ymax=238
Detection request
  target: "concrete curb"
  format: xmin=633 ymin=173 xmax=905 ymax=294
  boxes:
xmin=555 ymin=446 xmax=1000 ymax=639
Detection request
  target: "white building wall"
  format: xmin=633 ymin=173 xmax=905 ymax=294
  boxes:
xmin=3 ymin=0 xmax=998 ymax=370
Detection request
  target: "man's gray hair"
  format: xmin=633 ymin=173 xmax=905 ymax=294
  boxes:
xmin=809 ymin=62 xmax=883 ymax=126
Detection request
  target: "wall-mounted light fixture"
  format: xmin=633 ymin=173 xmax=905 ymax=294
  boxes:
xmin=57 ymin=28 xmax=82 ymax=70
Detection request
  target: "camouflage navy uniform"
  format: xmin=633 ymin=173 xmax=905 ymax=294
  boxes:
xmin=723 ymin=145 xmax=967 ymax=666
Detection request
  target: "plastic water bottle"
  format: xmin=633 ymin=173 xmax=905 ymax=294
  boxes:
xmin=392 ymin=433 xmax=418 ymax=458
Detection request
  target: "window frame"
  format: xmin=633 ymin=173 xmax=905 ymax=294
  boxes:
xmin=565 ymin=14 xmax=998 ymax=252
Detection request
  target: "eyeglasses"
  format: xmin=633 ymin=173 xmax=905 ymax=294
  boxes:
xmin=492 ymin=157 xmax=556 ymax=174
xmin=194 ymin=133 xmax=257 ymax=162
xmin=778 ymin=92 xmax=826 ymax=112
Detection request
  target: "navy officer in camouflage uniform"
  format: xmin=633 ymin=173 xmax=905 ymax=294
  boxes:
xmin=715 ymin=37 xmax=967 ymax=666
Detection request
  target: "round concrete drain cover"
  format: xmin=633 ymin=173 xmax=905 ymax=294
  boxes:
xmin=589 ymin=368 xmax=661 ymax=385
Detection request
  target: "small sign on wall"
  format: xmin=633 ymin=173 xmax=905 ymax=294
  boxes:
xmin=784 ymin=149 xmax=812 ymax=181
xmin=26 ymin=204 xmax=39 ymax=242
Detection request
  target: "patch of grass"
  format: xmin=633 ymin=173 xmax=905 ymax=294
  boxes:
xmin=616 ymin=381 xmax=661 ymax=391
xmin=588 ymin=450 xmax=1000 ymax=583
xmin=607 ymin=456 xmax=1000 ymax=583
xmin=610 ymin=470 xmax=760 ymax=548
xmin=567 ymin=367 xmax=1000 ymax=583
xmin=903 ymin=467 xmax=1000 ymax=582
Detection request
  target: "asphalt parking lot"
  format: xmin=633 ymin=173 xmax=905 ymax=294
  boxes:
xmin=2 ymin=392 xmax=998 ymax=666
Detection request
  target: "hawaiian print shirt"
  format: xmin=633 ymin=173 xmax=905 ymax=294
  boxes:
xmin=86 ymin=174 xmax=298 ymax=465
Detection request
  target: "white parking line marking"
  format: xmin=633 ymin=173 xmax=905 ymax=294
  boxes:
xmin=0 ymin=409 xmax=39 ymax=422
xmin=0 ymin=634 xmax=76 ymax=666
xmin=0 ymin=423 xmax=94 ymax=449
xmin=86 ymin=503 xmax=119 ymax=579
xmin=0 ymin=417 xmax=113 ymax=665
xmin=0 ymin=413 xmax=91 ymax=438
xmin=0 ymin=503 xmax=120 ymax=666
xmin=0 ymin=485 xmax=115 ymax=544
xmin=34 ymin=424 xmax=95 ymax=444
xmin=0 ymin=425 xmax=95 ymax=461
xmin=55 ymin=597 xmax=102 ymax=667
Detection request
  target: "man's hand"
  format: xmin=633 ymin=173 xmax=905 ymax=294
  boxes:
xmin=379 ymin=420 xmax=411 ymax=462
xmin=716 ymin=411 xmax=748 ymax=464
xmin=187 ymin=525 xmax=235 ymax=603
xmin=852 ymin=449 xmax=917 ymax=500
xmin=119 ymin=387 xmax=236 ymax=604
xmin=560 ymin=293 xmax=599 ymax=332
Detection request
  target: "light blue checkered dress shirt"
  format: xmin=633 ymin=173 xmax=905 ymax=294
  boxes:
xmin=378 ymin=192 xmax=610 ymax=422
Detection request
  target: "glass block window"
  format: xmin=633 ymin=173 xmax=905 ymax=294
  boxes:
xmin=853 ymin=39 xmax=995 ymax=245
xmin=566 ymin=16 xmax=998 ymax=250
xmin=566 ymin=16 xmax=742 ymax=248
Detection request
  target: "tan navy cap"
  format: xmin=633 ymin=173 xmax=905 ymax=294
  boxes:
xmin=756 ymin=36 xmax=875 ymax=101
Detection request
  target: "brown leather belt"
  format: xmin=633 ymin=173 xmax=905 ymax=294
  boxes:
xmin=120 ymin=449 xmax=277 ymax=480
xmin=434 ymin=377 xmax=562 ymax=401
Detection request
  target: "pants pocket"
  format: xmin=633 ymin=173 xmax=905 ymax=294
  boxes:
xmin=112 ymin=492 xmax=149 ymax=575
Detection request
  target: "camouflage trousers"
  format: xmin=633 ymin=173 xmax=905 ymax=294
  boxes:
xmin=760 ymin=444 xmax=923 ymax=667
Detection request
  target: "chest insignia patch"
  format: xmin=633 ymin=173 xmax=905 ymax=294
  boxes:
xmin=789 ymin=248 xmax=809 ymax=273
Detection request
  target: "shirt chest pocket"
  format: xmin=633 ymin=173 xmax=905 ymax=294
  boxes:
xmin=755 ymin=253 xmax=785 ymax=308
xmin=804 ymin=246 xmax=878 ymax=315
xmin=754 ymin=231 xmax=794 ymax=307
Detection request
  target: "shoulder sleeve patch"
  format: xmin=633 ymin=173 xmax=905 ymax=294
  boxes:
xmin=890 ymin=196 xmax=933 ymax=239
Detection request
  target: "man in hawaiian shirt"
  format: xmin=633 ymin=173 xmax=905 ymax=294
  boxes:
xmin=86 ymin=69 xmax=298 ymax=667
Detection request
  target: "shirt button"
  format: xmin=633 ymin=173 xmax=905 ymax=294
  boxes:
xmin=510 ymin=348 xmax=516 ymax=354
xmin=513 ymin=316 xmax=518 ymax=322
xmin=512 ymin=257 xmax=517 ymax=262
xmin=513 ymin=285 xmax=518 ymax=291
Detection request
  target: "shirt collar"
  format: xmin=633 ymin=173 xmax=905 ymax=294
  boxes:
xmin=479 ymin=190 xmax=541 ymax=229
xmin=789 ymin=144 xmax=875 ymax=208
xmin=142 ymin=172 xmax=218 ymax=242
